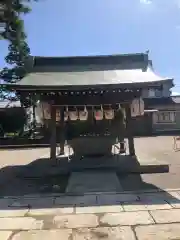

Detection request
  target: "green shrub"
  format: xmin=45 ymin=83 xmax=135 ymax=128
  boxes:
xmin=0 ymin=107 xmax=27 ymax=133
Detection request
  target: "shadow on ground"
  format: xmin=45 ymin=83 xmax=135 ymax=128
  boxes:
xmin=0 ymin=154 xmax=179 ymax=211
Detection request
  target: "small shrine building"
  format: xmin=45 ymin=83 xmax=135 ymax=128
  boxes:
xmin=5 ymin=53 xmax=173 ymax=162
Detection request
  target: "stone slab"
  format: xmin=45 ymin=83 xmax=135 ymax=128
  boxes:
xmin=97 ymin=193 xmax=139 ymax=205
xmin=54 ymin=214 xmax=98 ymax=229
xmin=54 ymin=195 xmax=97 ymax=207
xmin=144 ymin=200 xmax=172 ymax=210
xmin=0 ymin=217 xmax=43 ymax=230
xmin=73 ymin=227 xmax=136 ymax=240
xmin=123 ymin=202 xmax=147 ymax=211
xmin=169 ymin=202 xmax=180 ymax=208
xmin=0 ymin=231 xmax=12 ymax=240
xmin=162 ymin=191 xmax=180 ymax=208
xmin=138 ymin=192 xmax=180 ymax=209
xmin=10 ymin=197 xmax=54 ymax=209
xmin=177 ymin=191 xmax=180 ymax=197
xmin=99 ymin=212 xmax=154 ymax=226
xmin=123 ymin=200 xmax=171 ymax=211
xmin=28 ymin=207 xmax=74 ymax=216
xmin=66 ymin=171 xmax=122 ymax=193
xmin=12 ymin=229 xmax=72 ymax=240
xmin=0 ymin=199 xmax=16 ymax=209
xmin=135 ymin=223 xmax=180 ymax=240
xmin=0 ymin=209 xmax=28 ymax=218
xmin=150 ymin=209 xmax=180 ymax=223
xmin=139 ymin=191 xmax=180 ymax=202
xmin=75 ymin=205 xmax=123 ymax=214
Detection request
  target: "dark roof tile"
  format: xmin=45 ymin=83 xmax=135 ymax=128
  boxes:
xmin=144 ymin=96 xmax=180 ymax=107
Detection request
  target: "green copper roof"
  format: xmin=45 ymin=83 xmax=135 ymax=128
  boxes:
xmin=13 ymin=67 xmax=171 ymax=88
xmin=4 ymin=53 xmax=173 ymax=90
xmin=30 ymin=53 xmax=148 ymax=72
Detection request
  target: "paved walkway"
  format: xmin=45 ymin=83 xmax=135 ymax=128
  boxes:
xmin=1 ymin=136 xmax=180 ymax=239
xmin=1 ymin=189 xmax=180 ymax=239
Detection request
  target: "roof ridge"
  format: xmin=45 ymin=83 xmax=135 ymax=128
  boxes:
xmin=32 ymin=52 xmax=148 ymax=59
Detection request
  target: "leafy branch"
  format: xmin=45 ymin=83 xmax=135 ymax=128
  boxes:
xmin=0 ymin=0 xmax=35 ymax=101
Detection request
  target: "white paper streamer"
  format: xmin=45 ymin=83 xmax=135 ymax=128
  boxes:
xmin=94 ymin=106 xmax=103 ymax=120
xmin=69 ymin=107 xmax=78 ymax=121
xmin=131 ymin=98 xmax=144 ymax=117
xmin=64 ymin=106 xmax=69 ymax=121
xmin=41 ymin=102 xmax=51 ymax=120
xmin=79 ymin=106 xmax=88 ymax=121
xmin=104 ymin=106 xmax=114 ymax=120
xmin=56 ymin=109 xmax=60 ymax=121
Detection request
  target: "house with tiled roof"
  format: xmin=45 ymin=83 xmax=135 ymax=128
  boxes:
xmin=127 ymin=60 xmax=180 ymax=135
xmin=131 ymin=60 xmax=180 ymax=135
xmin=144 ymin=95 xmax=180 ymax=134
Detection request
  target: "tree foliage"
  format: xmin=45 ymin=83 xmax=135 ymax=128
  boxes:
xmin=0 ymin=0 xmax=35 ymax=100
xmin=0 ymin=107 xmax=27 ymax=133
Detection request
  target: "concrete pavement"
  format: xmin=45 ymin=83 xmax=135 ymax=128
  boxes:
xmin=1 ymin=136 xmax=180 ymax=197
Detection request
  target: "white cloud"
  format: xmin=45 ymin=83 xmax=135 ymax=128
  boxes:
xmin=140 ymin=0 xmax=152 ymax=4
xmin=171 ymin=92 xmax=180 ymax=96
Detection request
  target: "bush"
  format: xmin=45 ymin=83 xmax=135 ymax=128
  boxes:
xmin=0 ymin=107 xmax=27 ymax=133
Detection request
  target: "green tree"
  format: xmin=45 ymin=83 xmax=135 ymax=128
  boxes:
xmin=0 ymin=1 xmax=36 ymax=101
xmin=0 ymin=1 xmax=39 ymax=136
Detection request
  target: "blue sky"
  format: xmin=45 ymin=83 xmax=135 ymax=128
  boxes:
xmin=0 ymin=0 xmax=180 ymax=93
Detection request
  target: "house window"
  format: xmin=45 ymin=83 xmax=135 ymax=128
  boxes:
xmin=154 ymin=111 xmax=176 ymax=124
xmin=148 ymin=89 xmax=155 ymax=97
xmin=155 ymin=89 xmax=162 ymax=97
xmin=148 ymin=88 xmax=162 ymax=98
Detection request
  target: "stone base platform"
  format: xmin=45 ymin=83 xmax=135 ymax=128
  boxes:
xmin=66 ymin=171 xmax=123 ymax=193
xmin=19 ymin=155 xmax=169 ymax=179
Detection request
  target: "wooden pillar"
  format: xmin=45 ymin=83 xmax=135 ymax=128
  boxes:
xmin=59 ymin=107 xmax=65 ymax=154
xmin=32 ymin=103 xmax=36 ymax=139
xmin=50 ymin=105 xmax=56 ymax=161
xmin=125 ymin=104 xmax=135 ymax=156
